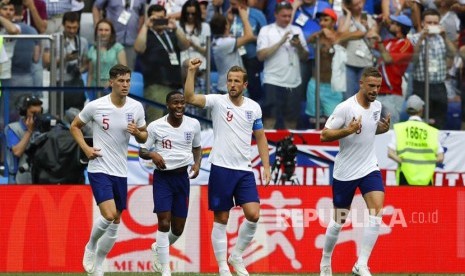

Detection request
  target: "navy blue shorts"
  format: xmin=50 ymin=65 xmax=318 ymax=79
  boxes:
xmin=332 ymin=170 xmax=384 ymax=208
xmin=88 ymin=172 xmax=128 ymax=211
xmin=208 ymin=164 xmax=260 ymax=211
xmin=153 ymin=169 xmax=190 ymax=218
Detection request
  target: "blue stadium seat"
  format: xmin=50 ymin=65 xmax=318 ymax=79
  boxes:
xmin=446 ymin=101 xmax=462 ymax=130
xmin=130 ymin=72 xmax=144 ymax=97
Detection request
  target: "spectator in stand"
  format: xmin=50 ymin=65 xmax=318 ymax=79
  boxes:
xmin=370 ymin=14 xmax=414 ymax=126
xmin=87 ymin=19 xmax=127 ymax=87
xmin=409 ymin=9 xmax=456 ymax=129
xmin=11 ymin=4 xmax=41 ymax=120
xmin=149 ymin=0 xmax=188 ymax=19
xmin=435 ymin=0 xmax=460 ymax=43
xmin=92 ymin=0 xmax=145 ymax=71
xmin=44 ymin=0 xmax=74 ymax=34
xmin=178 ymin=0 xmax=210 ymax=83
xmin=388 ymin=95 xmax=444 ymax=185
xmin=198 ymin=0 xmax=208 ymax=21
xmin=305 ymin=8 xmax=343 ymax=126
xmin=205 ymin=0 xmax=229 ymax=22
xmin=228 ymin=0 xmax=266 ymax=103
xmin=21 ymin=0 xmax=47 ymax=90
xmin=43 ymin=11 xmax=88 ymax=110
xmin=134 ymin=4 xmax=189 ymax=121
xmin=405 ymin=0 xmax=424 ymax=32
xmin=257 ymin=1 xmax=308 ymax=130
xmin=22 ymin=0 xmax=47 ymax=34
xmin=0 ymin=1 xmax=21 ymax=89
xmin=337 ymin=0 xmax=378 ymax=97
xmin=291 ymin=0 xmax=331 ymax=121
xmin=210 ymin=7 xmax=254 ymax=93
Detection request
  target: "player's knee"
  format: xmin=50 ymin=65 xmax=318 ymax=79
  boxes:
xmin=158 ymin=220 xmax=171 ymax=232
xmin=245 ymin=212 xmax=260 ymax=223
xmin=171 ymin=227 xmax=184 ymax=237
xmin=102 ymin=212 xmax=118 ymax=222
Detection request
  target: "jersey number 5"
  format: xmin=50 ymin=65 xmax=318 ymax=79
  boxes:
xmin=102 ymin=118 xmax=109 ymax=130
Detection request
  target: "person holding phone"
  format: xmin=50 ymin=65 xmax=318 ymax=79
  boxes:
xmin=409 ymin=9 xmax=457 ymax=130
xmin=134 ymin=4 xmax=190 ymax=122
xmin=257 ymin=1 xmax=309 ymax=130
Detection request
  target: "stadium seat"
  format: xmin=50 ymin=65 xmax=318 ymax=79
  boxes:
xmin=130 ymin=72 xmax=144 ymax=97
xmin=446 ymin=101 xmax=462 ymax=130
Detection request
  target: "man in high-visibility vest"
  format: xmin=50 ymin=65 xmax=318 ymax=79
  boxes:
xmin=388 ymin=95 xmax=444 ymax=185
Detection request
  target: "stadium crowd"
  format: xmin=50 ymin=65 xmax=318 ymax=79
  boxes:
xmin=1 ymin=0 xmax=465 ymax=180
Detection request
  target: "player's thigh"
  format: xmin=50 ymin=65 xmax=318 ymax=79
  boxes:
xmin=171 ymin=173 xmax=190 ymax=218
xmin=234 ymin=170 xmax=260 ymax=207
xmin=332 ymin=177 xmax=358 ymax=209
xmin=89 ymin=172 xmax=127 ymax=212
xmin=359 ymin=170 xmax=385 ymax=214
xmin=208 ymin=164 xmax=237 ymax=211
xmin=153 ymin=171 xmax=174 ymax=214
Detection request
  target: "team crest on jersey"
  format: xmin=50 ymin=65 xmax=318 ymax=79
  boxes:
xmin=126 ymin=113 xmax=134 ymax=123
xmin=373 ymin=111 xmax=380 ymax=121
xmin=184 ymin=131 xmax=193 ymax=143
xmin=245 ymin=110 xmax=253 ymax=122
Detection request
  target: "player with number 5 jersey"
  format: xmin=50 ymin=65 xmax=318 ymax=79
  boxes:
xmin=70 ymin=64 xmax=148 ymax=276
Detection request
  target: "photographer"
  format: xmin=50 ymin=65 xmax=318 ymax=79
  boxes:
xmin=271 ymin=135 xmax=298 ymax=184
xmin=43 ymin=11 xmax=88 ymax=110
xmin=4 ymin=95 xmax=42 ymax=184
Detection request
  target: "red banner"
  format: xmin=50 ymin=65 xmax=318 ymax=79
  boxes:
xmin=1 ymin=185 xmax=464 ymax=273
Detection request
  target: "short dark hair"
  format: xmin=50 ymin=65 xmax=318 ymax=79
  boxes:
xmin=109 ymin=64 xmax=131 ymax=79
xmin=62 ymin=11 xmax=80 ymax=25
xmin=166 ymin=91 xmax=183 ymax=103
xmin=275 ymin=1 xmax=292 ymax=13
xmin=361 ymin=67 xmax=382 ymax=80
xmin=227 ymin=66 xmax=248 ymax=82
xmin=421 ymin=9 xmax=440 ymax=21
xmin=210 ymin=14 xmax=227 ymax=36
xmin=148 ymin=4 xmax=166 ymax=16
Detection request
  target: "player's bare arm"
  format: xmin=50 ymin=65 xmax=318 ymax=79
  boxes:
xmin=321 ymin=116 xmax=362 ymax=142
xmin=70 ymin=116 xmax=102 ymax=160
xmin=184 ymin=58 xmax=206 ymax=108
xmin=254 ymin=129 xmax=271 ymax=186
xmin=127 ymin=121 xmax=148 ymax=143
xmin=190 ymin=146 xmax=202 ymax=179
xmin=376 ymin=113 xmax=390 ymax=135
xmin=139 ymin=147 xmax=166 ymax=170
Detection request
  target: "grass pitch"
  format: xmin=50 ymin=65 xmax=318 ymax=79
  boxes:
xmin=0 ymin=273 xmax=462 ymax=276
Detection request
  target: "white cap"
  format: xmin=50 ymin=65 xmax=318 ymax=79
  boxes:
xmin=406 ymin=95 xmax=425 ymax=112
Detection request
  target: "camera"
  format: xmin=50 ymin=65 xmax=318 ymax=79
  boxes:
xmin=272 ymin=135 xmax=298 ymax=183
xmin=428 ymin=25 xmax=440 ymax=34
xmin=152 ymin=18 xmax=168 ymax=26
xmin=231 ymin=7 xmax=239 ymax=14
xmin=34 ymin=113 xmax=59 ymax=133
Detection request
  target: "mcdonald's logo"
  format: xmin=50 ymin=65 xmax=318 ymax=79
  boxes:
xmin=0 ymin=186 xmax=94 ymax=272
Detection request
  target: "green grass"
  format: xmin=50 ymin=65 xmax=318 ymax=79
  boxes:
xmin=0 ymin=272 xmax=465 ymax=276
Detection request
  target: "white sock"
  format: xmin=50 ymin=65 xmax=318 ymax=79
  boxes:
xmin=168 ymin=230 xmax=180 ymax=245
xmin=157 ymin=230 xmax=170 ymax=265
xmin=87 ymin=216 xmax=113 ymax=251
xmin=320 ymin=219 xmax=342 ymax=267
xmin=231 ymin=220 xmax=257 ymax=259
xmin=357 ymin=215 xmax=382 ymax=266
xmin=211 ymin=222 xmax=229 ymax=271
xmin=95 ymin=223 xmax=119 ymax=267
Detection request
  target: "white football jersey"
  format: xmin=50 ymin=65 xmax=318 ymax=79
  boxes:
xmin=79 ymin=95 xmax=146 ymax=177
xmin=205 ymin=94 xmax=263 ymax=171
xmin=325 ymin=95 xmax=382 ymax=180
xmin=141 ymin=115 xmax=201 ymax=170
